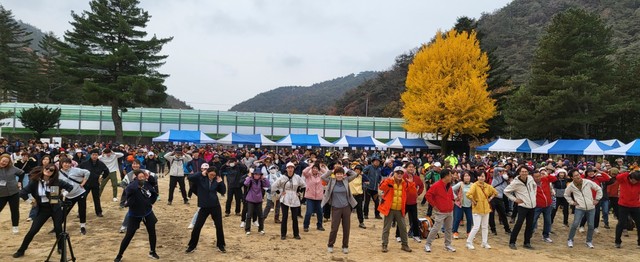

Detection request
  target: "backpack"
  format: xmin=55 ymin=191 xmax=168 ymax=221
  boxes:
xmin=419 ymin=216 xmax=437 ymax=239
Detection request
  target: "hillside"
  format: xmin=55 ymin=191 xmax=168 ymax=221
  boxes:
xmin=229 ymin=71 xmax=378 ymax=114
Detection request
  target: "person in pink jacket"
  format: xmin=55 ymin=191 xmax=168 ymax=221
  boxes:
xmin=303 ymin=162 xmax=328 ymax=232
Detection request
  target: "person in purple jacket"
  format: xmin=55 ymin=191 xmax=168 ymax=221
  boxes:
xmin=244 ymin=169 xmax=270 ymax=235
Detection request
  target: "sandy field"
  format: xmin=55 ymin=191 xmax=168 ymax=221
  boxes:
xmin=1 ymin=175 xmax=639 ymax=262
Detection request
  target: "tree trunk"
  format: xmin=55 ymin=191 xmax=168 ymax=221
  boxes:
xmin=440 ymin=133 xmax=449 ymax=155
xmin=111 ymin=103 xmax=123 ymax=142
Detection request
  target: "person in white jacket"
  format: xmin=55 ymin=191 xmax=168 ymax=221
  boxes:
xmin=98 ymin=148 xmax=124 ymax=202
xmin=504 ymin=166 xmax=537 ymax=250
xmin=565 ymin=169 xmax=602 ymax=249
xmin=271 ymin=162 xmax=306 ymax=240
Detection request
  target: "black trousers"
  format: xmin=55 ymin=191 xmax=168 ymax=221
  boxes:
xmin=551 ymin=197 xmax=569 ymax=225
xmin=84 ymin=185 xmax=102 ymax=215
xmin=245 ymin=202 xmax=264 ymax=232
xmin=353 ymin=194 xmax=364 ymax=224
xmin=225 ymin=187 xmax=242 ymax=215
xmin=509 ymin=206 xmax=535 ymax=245
xmin=65 ymin=194 xmax=87 ymax=224
xmin=610 ymin=197 xmax=619 ymax=218
xmin=18 ymin=203 xmax=63 ymax=252
xmin=117 ymin=212 xmax=157 ymax=257
xmin=489 ymin=197 xmax=511 ymax=232
xmin=168 ymin=176 xmax=188 ymax=203
xmin=281 ymin=204 xmax=300 ymax=237
xmin=0 ymin=193 xmax=20 ymax=226
xmin=396 ymin=204 xmax=419 ymax=237
xmin=363 ymin=189 xmax=379 ymax=217
xmin=615 ymin=206 xmax=640 ymax=245
xmin=189 ymin=206 xmax=225 ymax=249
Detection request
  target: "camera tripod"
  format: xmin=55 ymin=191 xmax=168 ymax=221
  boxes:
xmin=45 ymin=202 xmax=76 ymax=262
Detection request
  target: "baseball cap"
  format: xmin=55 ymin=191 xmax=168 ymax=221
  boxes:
xmin=433 ymin=162 xmax=442 ymax=167
xmin=286 ymin=162 xmax=295 ymax=168
xmin=201 ymin=163 xmax=209 ymax=169
xmin=252 ymin=168 xmax=262 ymax=174
xmin=402 ymin=157 xmax=409 ymax=162
xmin=148 ymin=152 xmax=155 ymax=156
xmin=393 ymin=166 xmax=404 ymax=173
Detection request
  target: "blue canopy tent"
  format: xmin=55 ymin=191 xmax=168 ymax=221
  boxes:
xmin=604 ymin=139 xmax=640 ymax=156
xmin=599 ymin=139 xmax=625 ymax=148
xmin=386 ymin=137 xmax=441 ymax=150
xmin=531 ymin=139 xmax=615 ymax=155
xmin=333 ymin=136 xmax=387 ymax=149
xmin=276 ymin=134 xmax=333 ymax=147
xmin=216 ymin=133 xmax=276 ymax=147
xmin=151 ymin=130 xmax=216 ymax=144
xmin=476 ymin=138 xmax=540 ymax=153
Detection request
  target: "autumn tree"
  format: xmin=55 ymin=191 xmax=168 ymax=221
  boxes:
xmin=57 ymin=0 xmax=171 ymax=142
xmin=402 ymin=29 xmax=496 ymax=153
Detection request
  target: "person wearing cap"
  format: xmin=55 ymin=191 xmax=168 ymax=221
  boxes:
xmin=187 ymin=152 xmax=207 ymax=199
xmin=302 ymin=162 xmax=329 ymax=232
xmin=551 ymin=168 xmax=570 ymax=227
xmin=271 ymin=162 xmax=306 ymax=240
xmin=263 ymin=165 xmax=282 ymax=223
xmin=144 ymin=151 xmax=159 ymax=174
xmin=564 ymin=169 xmax=602 ymax=249
xmin=363 ymin=156 xmax=383 ymax=219
xmin=614 ymin=170 xmax=640 ymax=248
xmin=164 ymin=148 xmax=193 ymax=205
xmin=532 ymin=168 xmax=558 ymax=243
xmin=244 ymin=168 xmax=270 ymax=235
xmin=489 ymin=165 xmax=512 ymax=235
xmin=186 ymin=167 xmax=227 ymax=253
xmin=424 ymin=169 xmax=456 ymax=253
xmin=98 ymin=148 xmax=125 ymax=202
xmin=379 ymin=166 xmax=415 ymax=253
xmin=578 ymin=167 xmax=612 ymax=233
xmin=186 ymin=163 xmax=210 ymax=229
xmin=321 ymin=165 xmax=358 ymax=254
xmin=349 ymin=165 xmax=367 ymax=229
xmin=504 ymin=166 xmax=537 ymax=250
xmin=423 ymin=162 xmax=442 ymax=215
xmin=220 ymin=157 xmax=247 ymax=216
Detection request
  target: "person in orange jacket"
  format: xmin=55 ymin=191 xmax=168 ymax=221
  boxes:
xmin=379 ymin=166 xmax=415 ymax=253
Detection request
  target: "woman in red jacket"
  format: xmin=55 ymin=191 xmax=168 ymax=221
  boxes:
xmin=614 ymin=171 xmax=640 ymax=248
xmin=395 ymin=162 xmax=424 ymax=243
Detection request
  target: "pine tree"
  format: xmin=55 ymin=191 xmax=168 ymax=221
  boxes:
xmin=504 ymin=9 xmax=615 ymax=139
xmin=57 ymin=0 xmax=172 ymax=141
xmin=0 ymin=5 xmax=33 ymax=101
xmin=32 ymin=32 xmax=80 ymax=103
xmin=402 ymin=29 xmax=496 ymax=153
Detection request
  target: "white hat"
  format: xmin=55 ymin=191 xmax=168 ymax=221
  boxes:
xmin=147 ymin=152 xmax=155 ymax=156
xmin=402 ymin=157 xmax=409 ymax=162
xmin=433 ymin=162 xmax=442 ymax=167
xmin=393 ymin=166 xmax=404 ymax=172
xmin=201 ymin=163 xmax=210 ymax=169
xmin=286 ymin=162 xmax=295 ymax=168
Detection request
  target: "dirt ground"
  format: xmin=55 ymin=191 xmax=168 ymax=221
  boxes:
xmin=1 ymin=175 xmax=639 ymax=262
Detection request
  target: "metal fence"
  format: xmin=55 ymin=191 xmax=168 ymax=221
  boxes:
xmin=0 ymin=102 xmax=428 ymax=139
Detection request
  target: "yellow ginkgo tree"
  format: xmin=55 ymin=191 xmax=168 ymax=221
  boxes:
xmin=402 ymin=29 xmax=496 ymax=153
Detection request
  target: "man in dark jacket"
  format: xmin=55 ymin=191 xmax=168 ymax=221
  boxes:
xmin=221 ymin=158 xmax=247 ymax=216
xmin=79 ymin=150 xmax=110 ymax=217
xmin=186 ymin=167 xmax=227 ymax=253
xmin=363 ymin=156 xmax=383 ymax=219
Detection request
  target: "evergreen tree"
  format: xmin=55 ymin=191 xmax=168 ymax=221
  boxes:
xmin=504 ymin=9 xmax=615 ymax=139
xmin=0 ymin=5 xmax=33 ymax=101
xmin=17 ymin=105 xmax=61 ymax=139
xmin=56 ymin=0 xmax=172 ymax=141
xmin=32 ymin=32 xmax=80 ymax=104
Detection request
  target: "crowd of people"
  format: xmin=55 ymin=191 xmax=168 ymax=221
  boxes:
xmin=0 ymin=138 xmax=639 ymax=261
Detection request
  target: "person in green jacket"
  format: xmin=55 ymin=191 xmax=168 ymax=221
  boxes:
xmin=445 ymin=152 xmax=459 ymax=167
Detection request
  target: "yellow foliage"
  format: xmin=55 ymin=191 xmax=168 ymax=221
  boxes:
xmin=402 ymin=29 xmax=496 ymax=138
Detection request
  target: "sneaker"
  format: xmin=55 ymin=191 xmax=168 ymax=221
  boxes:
xmin=594 ymin=228 xmax=599 ymax=233
xmin=568 ymin=240 xmax=574 ymax=248
xmin=240 ymin=221 xmax=245 ymax=228
xmin=246 ymin=231 xmax=251 ymax=235
xmin=505 ymin=228 xmax=512 ymax=234
xmin=80 ymin=227 xmax=87 ymax=235
xmin=623 ymin=229 xmax=629 ymax=237
xmin=509 ymin=243 xmax=517 ymax=250
xmin=453 ymin=232 xmax=459 ymax=239
xmin=615 ymin=243 xmax=621 ymax=248
xmin=26 ymin=217 xmax=32 ymax=222
xmin=114 ymin=255 xmax=122 ymax=262
xmin=294 ymin=235 xmax=302 ymax=240
xmin=188 ymin=224 xmax=194 ymax=229
xmin=328 ymin=247 xmax=333 ymax=253
xmin=259 ymin=230 xmax=265 ymax=235
xmin=119 ymin=226 xmax=126 ymax=233
xmin=424 ymin=244 xmax=431 ymax=252
xmin=167 ymin=202 xmax=172 ymax=206
xmin=218 ymin=246 xmax=226 ymax=253
xmin=12 ymin=250 xmax=24 ymax=258
xmin=481 ymin=243 xmax=491 ymax=249
xmin=523 ymin=244 xmax=534 ymax=250
xmin=445 ymin=245 xmax=456 ymax=252
xmin=396 ymin=237 xmax=402 ymax=242
xmin=184 ymin=200 xmax=189 ymax=205
xmin=466 ymin=243 xmax=475 ymax=250
xmin=97 ymin=213 xmax=104 ymax=217
xmin=413 ymin=236 xmax=422 ymax=243
xmin=578 ymin=227 xmax=585 ymax=233
xmin=185 ymin=247 xmax=196 ymax=253
xmin=149 ymin=251 xmax=160 ymax=259
xmin=604 ymin=224 xmax=610 ymax=229
xmin=586 ymin=242 xmax=594 ymax=249
xmin=401 ymin=245 xmax=412 ymax=252
xmin=382 ymin=245 xmax=389 ymax=253
xmin=375 ymin=215 xmax=383 ymax=220
xmin=253 ymin=221 xmax=259 ymax=227
xmin=359 ymin=223 xmax=367 ymax=229
xmin=113 ymin=197 xmax=118 ymax=202
xmin=281 ymin=236 xmax=286 ymax=240
xmin=12 ymin=226 xmax=19 ymax=234
xmin=304 ymin=228 xmax=309 ymax=232
xmin=543 ymin=237 xmax=553 ymax=243
xmin=364 ymin=215 xmax=369 ymax=220
xmin=225 ymin=213 xmax=230 ymax=217
xmin=317 ymin=227 xmax=325 ymax=231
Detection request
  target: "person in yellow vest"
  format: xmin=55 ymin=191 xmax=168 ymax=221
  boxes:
xmin=445 ymin=151 xmax=459 ymax=167
xmin=349 ymin=165 xmax=367 ymax=229
xmin=465 ymin=172 xmax=498 ymax=250
xmin=379 ymin=166 xmax=415 ymax=253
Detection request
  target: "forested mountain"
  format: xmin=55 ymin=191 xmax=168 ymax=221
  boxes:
xmin=230 ymin=71 xmax=378 ymax=114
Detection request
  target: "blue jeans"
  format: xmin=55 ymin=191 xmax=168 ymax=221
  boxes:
xmin=568 ymin=208 xmax=595 ymax=242
xmin=533 ymin=206 xmax=553 ymax=238
xmin=303 ymin=199 xmax=323 ymax=229
xmin=453 ymin=205 xmax=473 ymax=233
xmin=600 ymin=199 xmax=610 ymax=226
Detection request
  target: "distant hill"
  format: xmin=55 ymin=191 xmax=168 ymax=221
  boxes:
xmin=229 ymin=71 xmax=378 ymax=114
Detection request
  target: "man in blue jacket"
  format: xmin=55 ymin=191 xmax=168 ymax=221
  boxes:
xmin=363 ymin=156 xmax=383 ymax=219
xmin=186 ymin=167 xmax=227 ymax=253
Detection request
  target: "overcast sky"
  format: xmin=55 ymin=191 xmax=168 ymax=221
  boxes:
xmin=3 ymin=0 xmax=511 ymax=111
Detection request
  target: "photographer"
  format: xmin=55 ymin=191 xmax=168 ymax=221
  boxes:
xmin=114 ymin=169 xmax=159 ymax=262
xmin=13 ymin=165 xmax=73 ymax=258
